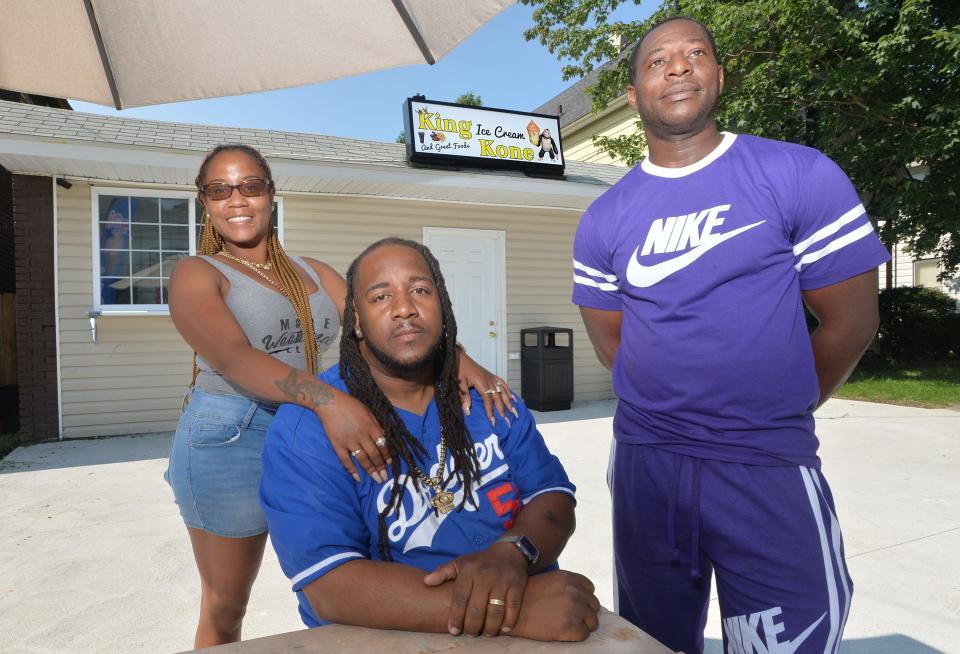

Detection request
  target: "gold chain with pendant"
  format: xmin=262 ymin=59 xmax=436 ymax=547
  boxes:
xmin=217 ymin=250 xmax=287 ymax=296
xmin=409 ymin=429 xmax=455 ymax=514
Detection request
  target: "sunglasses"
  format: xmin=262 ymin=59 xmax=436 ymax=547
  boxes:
xmin=200 ymin=177 xmax=273 ymax=201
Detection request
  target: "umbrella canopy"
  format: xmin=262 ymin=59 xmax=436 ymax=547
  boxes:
xmin=0 ymin=0 xmax=513 ymax=109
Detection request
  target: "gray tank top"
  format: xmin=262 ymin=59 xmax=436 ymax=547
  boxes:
xmin=194 ymin=255 xmax=340 ymax=398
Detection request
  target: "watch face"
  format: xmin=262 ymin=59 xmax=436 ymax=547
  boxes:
xmin=516 ymin=535 xmax=540 ymax=565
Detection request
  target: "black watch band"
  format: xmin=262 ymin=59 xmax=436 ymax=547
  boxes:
xmin=496 ymin=534 xmax=540 ymax=568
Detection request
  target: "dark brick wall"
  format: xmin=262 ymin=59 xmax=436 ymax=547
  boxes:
xmin=0 ymin=165 xmax=17 ymax=434
xmin=0 ymin=165 xmax=12 ymax=293
xmin=12 ymin=174 xmax=58 ymax=442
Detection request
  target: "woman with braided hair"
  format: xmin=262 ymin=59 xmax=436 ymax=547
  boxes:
xmin=165 ymin=145 xmax=513 ymax=648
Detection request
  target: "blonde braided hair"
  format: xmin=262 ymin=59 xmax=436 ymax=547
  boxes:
xmin=190 ymin=145 xmax=319 ymax=390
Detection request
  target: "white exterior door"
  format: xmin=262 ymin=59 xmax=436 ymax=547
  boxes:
xmin=423 ymin=227 xmax=506 ymax=376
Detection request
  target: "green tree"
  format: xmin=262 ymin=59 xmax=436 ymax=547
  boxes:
xmin=522 ymin=0 xmax=960 ymax=281
xmin=456 ymin=91 xmax=483 ymax=106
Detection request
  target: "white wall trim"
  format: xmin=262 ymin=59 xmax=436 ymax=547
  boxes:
xmin=422 ymin=226 xmax=508 ymax=377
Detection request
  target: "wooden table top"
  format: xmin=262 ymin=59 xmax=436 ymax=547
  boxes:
xmin=187 ymin=609 xmax=675 ymax=653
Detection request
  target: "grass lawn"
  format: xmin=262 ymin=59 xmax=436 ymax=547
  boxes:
xmin=835 ymin=359 xmax=960 ymax=409
xmin=0 ymin=432 xmax=19 ymax=460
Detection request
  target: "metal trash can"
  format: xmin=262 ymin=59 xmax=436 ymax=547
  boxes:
xmin=520 ymin=326 xmax=573 ymax=411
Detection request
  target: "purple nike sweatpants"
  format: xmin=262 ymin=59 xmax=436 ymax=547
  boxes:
xmin=610 ymin=442 xmax=853 ymax=654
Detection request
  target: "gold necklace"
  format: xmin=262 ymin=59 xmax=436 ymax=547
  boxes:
xmin=409 ymin=430 xmax=454 ymax=514
xmin=218 ymin=249 xmax=273 ymax=270
xmin=217 ymin=251 xmax=287 ymax=296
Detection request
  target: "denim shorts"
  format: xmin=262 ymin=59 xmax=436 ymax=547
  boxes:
xmin=165 ymin=390 xmax=277 ymax=538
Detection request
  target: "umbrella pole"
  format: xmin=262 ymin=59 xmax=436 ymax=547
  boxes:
xmin=82 ymin=0 xmax=123 ymax=109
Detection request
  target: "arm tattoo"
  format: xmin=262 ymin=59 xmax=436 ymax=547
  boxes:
xmin=275 ymin=370 xmax=334 ymax=409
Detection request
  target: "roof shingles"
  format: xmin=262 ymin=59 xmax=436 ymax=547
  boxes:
xmin=0 ymin=100 xmax=627 ymax=186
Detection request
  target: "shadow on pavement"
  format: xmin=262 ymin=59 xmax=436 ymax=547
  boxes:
xmin=530 ymin=399 xmax=617 ymax=424
xmin=0 ymin=433 xmax=171 ymax=474
xmin=705 ymin=635 xmax=945 ymax=653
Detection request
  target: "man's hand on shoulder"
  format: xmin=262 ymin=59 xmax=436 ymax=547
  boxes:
xmin=509 ymin=570 xmax=600 ymax=642
xmin=423 ymin=542 xmax=529 ymax=637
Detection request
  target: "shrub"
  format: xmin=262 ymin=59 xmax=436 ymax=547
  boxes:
xmin=876 ymin=286 xmax=958 ymax=361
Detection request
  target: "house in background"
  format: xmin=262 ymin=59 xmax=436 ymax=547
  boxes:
xmin=533 ymin=61 xmax=960 ymax=306
xmin=0 ymin=99 xmax=629 ymax=442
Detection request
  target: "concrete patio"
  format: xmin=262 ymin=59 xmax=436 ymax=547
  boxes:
xmin=1 ymin=398 xmax=957 ymax=653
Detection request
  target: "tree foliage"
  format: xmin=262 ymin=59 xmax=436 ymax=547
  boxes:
xmin=522 ymin=0 xmax=960 ymax=279
xmin=456 ymin=91 xmax=484 ymax=106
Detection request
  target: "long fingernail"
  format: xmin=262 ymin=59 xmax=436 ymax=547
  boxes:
xmin=463 ymin=404 xmax=470 ymax=416
xmin=352 ymin=473 xmax=361 ymax=483
xmin=375 ymin=471 xmax=386 ymax=483
xmin=501 ymin=627 xmax=511 ymax=633
xmin=449 ymin=627 xmax=461 ymax=636
xmin=511 ymin=407 xmax=519 ymax=418
xmin=489 ymin=416 xmax=496 ymax=426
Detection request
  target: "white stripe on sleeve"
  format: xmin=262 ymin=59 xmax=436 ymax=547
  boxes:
xmin=574 ymin=274 xmax=618 ymax=292
xmin=522 ymin=486 xmax=576 ymax=505
xmin=573 ymin=259 xmax=618 ymax=282
xmin=290 ymin=551 xmax=365 ymax=587
xmin=794 ymin=223 xmax=875 ymax=272
xmin=793 ymin=204 xmax=866 ymax=256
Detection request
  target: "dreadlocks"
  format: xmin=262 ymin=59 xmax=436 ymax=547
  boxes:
xmin=189 ymin=144 xmax=320 ymax=388
xmin=340 ymin=238 xmax=481 ymax=560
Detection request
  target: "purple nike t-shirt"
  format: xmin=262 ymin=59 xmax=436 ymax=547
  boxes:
xmin=572 ymin=133 xmax=890 ymax=467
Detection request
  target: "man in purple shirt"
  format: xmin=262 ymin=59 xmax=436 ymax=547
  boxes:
xmin=572 ymin=16 xmax=890 ymax=654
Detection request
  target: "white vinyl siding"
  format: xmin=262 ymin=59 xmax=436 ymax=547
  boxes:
xmin=56 ymin=186 xmax=612 ymax=438
xmin=58 ymin=182 xmax=192 ymax=437
xmin=561 ymin=101 xmax=640 ymax=168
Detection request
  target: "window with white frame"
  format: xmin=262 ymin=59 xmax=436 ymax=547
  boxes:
xmin=92 ymin=187 xmax=282 ymax=311
xmin=913 ymin=258 xmax=941 ymax=290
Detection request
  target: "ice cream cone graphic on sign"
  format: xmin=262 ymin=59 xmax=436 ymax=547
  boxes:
xmin=527 ymin=120 xmax=541 ymax=146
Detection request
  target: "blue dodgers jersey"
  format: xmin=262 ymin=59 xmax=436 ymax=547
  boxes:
xmin=572 ymin=133 xmax=890 ymax=467
xmin=260 ymin=365 xmax=576 ymax=627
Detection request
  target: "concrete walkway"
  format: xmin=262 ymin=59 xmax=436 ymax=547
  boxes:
xmin=1 ymin=398 xmax=957 ymax=653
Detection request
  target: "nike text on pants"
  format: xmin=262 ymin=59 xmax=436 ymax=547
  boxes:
xmin=610 ymin=443 xmax=853 ymax=654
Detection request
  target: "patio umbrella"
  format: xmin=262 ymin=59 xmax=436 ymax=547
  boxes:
xmin=0 ymin=0 xmax=514 ymax=109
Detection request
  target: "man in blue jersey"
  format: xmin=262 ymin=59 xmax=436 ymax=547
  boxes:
xmin=572 ymin=16 xmax=890 ymax=654
xmin=261 ymin=238 xmax=599 ymax=642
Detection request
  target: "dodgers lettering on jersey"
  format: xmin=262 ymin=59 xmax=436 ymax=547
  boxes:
xmin=260 ymin=365 xmax=575 ymax=627
xmin=572 ymin=133 xmax=890 ymax=466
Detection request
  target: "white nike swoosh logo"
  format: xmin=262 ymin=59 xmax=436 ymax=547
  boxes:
xmin=625 ymin=220 xmax=766 ymax=287
xmin=781 ymin=612 xmax=826 ymax=654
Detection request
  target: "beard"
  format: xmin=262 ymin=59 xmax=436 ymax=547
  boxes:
xmin=364 ymin=332 xmax=442 ymax=376
xmin=640 ymin=83 xmax=721 ymax=138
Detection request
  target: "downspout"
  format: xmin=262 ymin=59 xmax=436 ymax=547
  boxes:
xmin=51 ymin=177 xmax=63 ymax=439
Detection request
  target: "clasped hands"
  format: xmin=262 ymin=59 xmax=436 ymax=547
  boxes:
xmin=422 ymin=542 xmax=600 ymax=641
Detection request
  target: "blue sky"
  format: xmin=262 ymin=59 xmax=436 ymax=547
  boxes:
xmin=70 ymin=3 xmax=654 ymax=143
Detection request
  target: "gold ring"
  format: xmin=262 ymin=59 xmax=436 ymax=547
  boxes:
xmin=483 ymin=389 xmax=497 ymax=395
xmin=351 ymin=448 xmax=363 ymax=457
xmin=375 ymin=436 xmax=387 ymax=448
xmin=488 ymin=598 xmax=506 ymax=606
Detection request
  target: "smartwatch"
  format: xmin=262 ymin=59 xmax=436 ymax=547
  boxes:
xmin=497 ymin=534 xmax=540 ymax=568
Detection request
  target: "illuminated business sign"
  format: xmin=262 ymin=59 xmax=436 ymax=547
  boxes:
xmin=403 ymin=96 xmax=564 ymax=176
